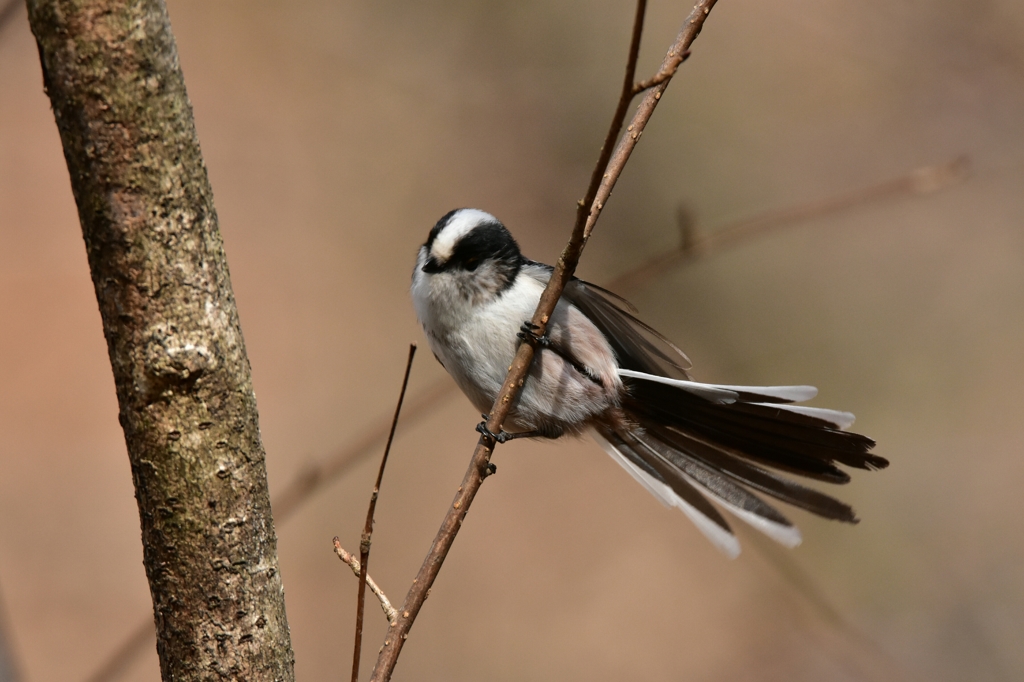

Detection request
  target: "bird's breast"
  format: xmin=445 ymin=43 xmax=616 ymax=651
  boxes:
xmin=414 ymin=268 xmax=622 ymax=433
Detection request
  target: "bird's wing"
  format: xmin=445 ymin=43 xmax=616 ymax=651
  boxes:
xmin=521 ymin=261 xmax=692 ymax=379
xmin=521 ymin=261 xmax=888 ymax=556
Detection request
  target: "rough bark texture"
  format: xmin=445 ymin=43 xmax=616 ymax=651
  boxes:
xmin=26 ymin=1 xmax=295 ymax=680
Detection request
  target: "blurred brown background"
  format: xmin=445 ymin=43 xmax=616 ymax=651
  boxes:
xmin=2 ymin=0 xmax=1023 ymax=680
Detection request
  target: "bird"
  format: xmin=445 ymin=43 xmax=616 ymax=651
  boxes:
xmin=411 ymin=208 xmax=887 ymax=557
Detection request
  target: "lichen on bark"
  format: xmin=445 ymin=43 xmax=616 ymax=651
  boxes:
xmin=26 ymin=1 xmax=296 ymax=679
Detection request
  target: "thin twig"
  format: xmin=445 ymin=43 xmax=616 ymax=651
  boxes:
xmin=368 ymin=3 xmax=718 ymax=680
xmin=580 ymin=0 xmax=648 ymax=230
xmin=352 ymin=345 xmax=416 ymax=682
xmin=334 ymin=540 xmax=397 ymax=626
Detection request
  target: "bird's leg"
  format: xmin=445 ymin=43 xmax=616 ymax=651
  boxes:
xmin=476 ymin=416 xmax=543 ymax=444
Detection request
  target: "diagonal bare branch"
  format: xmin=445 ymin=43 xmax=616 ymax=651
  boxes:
xmin=368 ymin=2 xmax=719 ymax=680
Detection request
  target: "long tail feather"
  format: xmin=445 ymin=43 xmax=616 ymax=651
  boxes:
xmin=632 ymin=432 xmax=803 ymax=548
xmin=590 ymin=372 xmax=887 ymax=557
xmin=618 ymin=369 xmax=818 ymax=404
xmin=623 ymin=378 xmax=887 ymax=475
xmin=648 ymin=424 xmax=858 ymax=522
xmin=593 ymin=427 xmax=741 ymax=558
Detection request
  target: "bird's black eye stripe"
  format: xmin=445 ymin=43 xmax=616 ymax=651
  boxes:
xmin=421 ymin=212 xmax=523 ymax=293
xmin=448 ymin=220 xmax=520 ymax=271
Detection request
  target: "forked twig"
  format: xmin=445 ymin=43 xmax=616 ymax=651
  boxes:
xmin=633 ymin=51 xmax=690 ymax=94
xmin=368 ymin=2 xmax=719 ymax=680
xmin=334 ymin=540 xmax=397 ymax=626
xmin=351 ymin=345 xmax=416 ymax=682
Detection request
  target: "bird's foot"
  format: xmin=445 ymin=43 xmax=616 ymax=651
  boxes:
xmin=517 ymin=321 xmax=551 ymax=349
xmin=476 ymin=419 xmax=513 ymax=444
xmin=477 ymin=415 xmax=538 ymax=444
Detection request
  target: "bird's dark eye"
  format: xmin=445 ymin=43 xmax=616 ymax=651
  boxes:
xmin=464 ymin=257 xmax=480 ymax=271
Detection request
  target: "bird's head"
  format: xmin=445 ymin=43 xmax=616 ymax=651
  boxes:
xmin=414 ymin=208 xmax=523 ymax=305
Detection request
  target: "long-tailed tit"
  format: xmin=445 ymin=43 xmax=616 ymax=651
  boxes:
xmin=411 ymin=208 xmax=887 ymax=557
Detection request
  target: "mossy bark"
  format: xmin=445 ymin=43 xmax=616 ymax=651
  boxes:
xmin=26 ymin=1 xmax=296 ymax=679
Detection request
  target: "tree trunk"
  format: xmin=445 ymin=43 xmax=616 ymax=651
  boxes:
xmin=26 ymin=1 xmax=296 ymax=679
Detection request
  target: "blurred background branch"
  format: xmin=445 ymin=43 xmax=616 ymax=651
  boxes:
xmin=613 ymin=156 xmax=970 ymax=293
xmin=0 ymin=0 xmax=22 ymax=38
xmin=0 ymin=579 xmax=21 ymax=682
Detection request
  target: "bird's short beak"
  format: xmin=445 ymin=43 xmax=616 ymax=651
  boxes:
xmin=422 ymin=257 xmax=444 ymax=273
